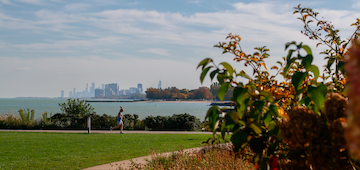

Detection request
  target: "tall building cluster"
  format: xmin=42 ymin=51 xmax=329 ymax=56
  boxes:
xmin=66 ymin=82 xmax=95 ymax=98
xmin=94 ymin=83 xmax=143 ymax=98
xmin=62 ymin=82 xmax=145 ymax=98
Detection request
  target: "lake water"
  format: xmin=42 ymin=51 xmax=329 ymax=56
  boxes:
xmin=0 ymin=98 xmax=211 ymax=121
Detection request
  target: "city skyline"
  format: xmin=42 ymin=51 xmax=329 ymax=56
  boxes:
xmin=65 ymin=82 xmax=145 ymax=98
xmin=1 ymin=0 xmax=360 ymax=98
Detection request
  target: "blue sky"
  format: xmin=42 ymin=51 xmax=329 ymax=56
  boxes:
xmin=1 ymin=0 xmax=360 ymax=98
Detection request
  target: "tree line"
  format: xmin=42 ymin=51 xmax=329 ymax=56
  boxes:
xmin=145 ymin=84 xmax=233 ymax=100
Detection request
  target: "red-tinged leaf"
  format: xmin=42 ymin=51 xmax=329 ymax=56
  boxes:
xmin=303 ymin=14 xmax=309 ymax=20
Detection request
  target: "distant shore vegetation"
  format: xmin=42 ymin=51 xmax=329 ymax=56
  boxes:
xmin=145 ymin=84 xmax=232 ymax=101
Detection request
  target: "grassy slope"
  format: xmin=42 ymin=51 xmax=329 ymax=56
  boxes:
xmin=0 ymin=132 xmax=212 ymax=170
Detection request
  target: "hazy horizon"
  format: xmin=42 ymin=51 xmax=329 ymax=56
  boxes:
xmin=1 ymin=0 xmax=360 ymax=98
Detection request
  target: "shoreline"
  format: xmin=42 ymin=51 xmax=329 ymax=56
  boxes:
xmin=87 ymin=100 xmax=215 ymax=103
xmin=140 ymin=100 xmax=213 ymax=103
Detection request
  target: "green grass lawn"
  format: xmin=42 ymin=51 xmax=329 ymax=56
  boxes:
xmin=0 ymin=132 xmax=214 ymax=170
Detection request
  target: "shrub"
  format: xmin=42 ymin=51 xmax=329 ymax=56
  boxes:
xmin=89 ymin=113 xmax=116 ymax=129
xmin=58 ymin=99 xmax=95 ymax=119
xmin=143 ymin=114 xmax=202 ymax=130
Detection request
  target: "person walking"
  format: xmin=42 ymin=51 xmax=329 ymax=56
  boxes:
xmin=111 ymin=106 xmax=124 ymax=134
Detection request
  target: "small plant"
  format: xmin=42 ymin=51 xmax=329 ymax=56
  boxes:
xmin=18 ymin=108 xmax=35 ymax=127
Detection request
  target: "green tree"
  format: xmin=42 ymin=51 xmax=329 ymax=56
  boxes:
xmin=58 ymin=99 xmax=95 ymax=119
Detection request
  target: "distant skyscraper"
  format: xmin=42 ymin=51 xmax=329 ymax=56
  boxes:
xmin=158 ymin=80 xmax=161 ymax=89
xmin=105 ymin=83 xmax=119 ymax=96
xmin=95 ymin=88 xmax=105 ymax=97
xmin=73 ymin=88 xmax=75 ymax=96
xmin=137 ymin=83 xmax=143 ymax=93
xmin=102 ymin=84 xmax=105 ymax=90
xmin=61 ymin=90 xmax=64 ymax=98
xmin=90 ymin=82 xmax=95 ymax=97
xmin=69 ymin=91 xmax=72 ymax=98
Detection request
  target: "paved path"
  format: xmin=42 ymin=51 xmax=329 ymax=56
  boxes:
xmin=1 ymin=129 xmax=215 ymax=170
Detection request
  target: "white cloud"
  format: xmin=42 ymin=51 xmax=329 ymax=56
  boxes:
xmin=0 ymin=0 xmax=13 ymax=5
xmin=15 ymin=0 xmax=44 ymax=5
xmin=352 ymin=0 xmax=360 ymax=9
xmin=2 ymin=1 xmax=360 ymax=97
xmin=9 ymin=37 xmax=122 ymax=50
xmin=139 ymin=48 xmax=170 ymax=56
xmin=64 ymin=3 xmax=90 ymax=11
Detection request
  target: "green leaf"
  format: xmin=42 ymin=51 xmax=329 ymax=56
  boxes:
xmin=197 ymin=58 xmax=213 ymax=70
xmin=200 ymin=66 xmax=212 ymax=84
xmin=253 ymin=100 xmax=266 ymax=114
xmin=264 ymin=111 xmax=272 ymax=128
xmin=285 ymin=41 xmax=296 ymax=50
xmin=260 ymin=91 xmax=273 ymax=102
xmin=210 ymin=69 xmax=219 ymax=81
xmin=302 ymin=54 xmax=313 ymax=70
xmin=249 ymin=123 xmax=262 ymax=134
xmin=268 ymin=121 xmax=279 ymax=136
xmin=205 ymin=106 xmax=221 ymax=133
xmin=217 ymin=73 xmax=226 ymax=84
xmin=218 ymin=82 xmax=230 ymax=101
xmin=239 ymin=120 xmax=246 ymax=127
xmin=338 ymin=61 xmax=345 ymax=75
xmin=309 ymin=65 xmax=319 ymax=81
xmin=233 ymin=86 xmax=248 ymax=105
xmin=326 ymin=57 xmax=335 ymax=70
xmin=225 ymin=110 xmax=239 ymax=125
xmin=237 ymin=70 xmax=252 ymax=80
xmin=221 ymin=122 xmax=234 ymax=139
xmin=286 ymin=49 xmax=295 ymax=61
xmin=220 ymin=62 xmax=234 ymax=76
xmin=292 ymin=71 xmax=308 ymax=92
xmin=301 ymin=45 xmax=312 ymax=55
xmin=283 ymin=58 xmax=296 ymax=77
xmin=231 ymin=130 xmax=248 ymax=152
xmin=297 ymin=42 xmax=303 ymax=49
xmin=269 ymin=104 xmax=279 ymax=117
xmin=308 ymin=83 xmax=327 ymax=113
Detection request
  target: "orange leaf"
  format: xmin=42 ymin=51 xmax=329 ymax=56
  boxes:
xmin=303 ymin=14 xmax=309 ymax=20
xmin=271 ymin=66 xmax=279 ymax=70
xmin=260 ymin=63 xmax=268 ymax=70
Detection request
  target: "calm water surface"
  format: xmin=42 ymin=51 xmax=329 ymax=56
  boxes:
xmin=0 ymin=98 xmax=210 ymax=120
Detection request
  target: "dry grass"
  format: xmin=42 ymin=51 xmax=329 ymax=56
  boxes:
xmin=125 ymin=144 xmax=255 ymax=170
xmin=0 ymin=112 xmax=22 ymax=127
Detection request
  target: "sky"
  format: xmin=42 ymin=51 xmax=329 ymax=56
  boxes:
xmin=1 ymin=0 xmax=360 ymax=98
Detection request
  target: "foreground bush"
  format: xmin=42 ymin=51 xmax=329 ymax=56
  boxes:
xmin=198 ymin=4 xmax=359 ymax=169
